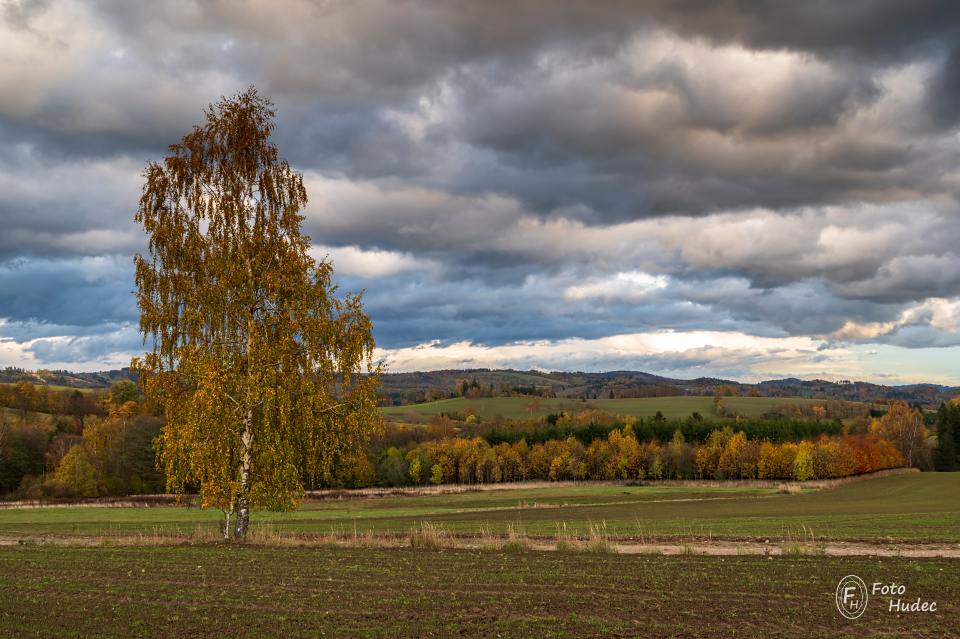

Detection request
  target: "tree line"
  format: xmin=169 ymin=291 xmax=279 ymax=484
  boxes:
xmin=476 ymin=409 xmax=846 ymax=447
xmin=334 ymin=427 xmax=904 ymax=488
xmin=2 ymin=376 xmax=953 ymax=499
xmin=0 ymin=381 xmax=105 ymax=425
xmin=347 ymin=399 xmax=941 ymax=487
xmin=0 ymin=380 xmax=164 ymax=497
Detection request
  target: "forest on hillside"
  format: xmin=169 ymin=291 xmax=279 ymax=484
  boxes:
xmin=2 ymin=380 xmax=958 ymax=498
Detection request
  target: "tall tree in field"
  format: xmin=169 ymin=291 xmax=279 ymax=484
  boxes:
xmin=871 ymin=400 xmax=927 ymax=468
xmin=133 ymin=88 xmax=380 ymax=539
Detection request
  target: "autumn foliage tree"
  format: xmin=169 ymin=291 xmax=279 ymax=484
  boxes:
xmin=53 ymin=445 xmax=97 ymax=498
xmin=870 ymin=401 xmax=928 ymax=468
xmin=385 ymin=425 xmax=902 ymax=487
xmin=133 ymin=88 xmax=380 ymax=539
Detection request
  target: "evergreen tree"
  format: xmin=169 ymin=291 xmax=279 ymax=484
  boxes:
xmin=935 ymin=403 xmax=958 ymax=471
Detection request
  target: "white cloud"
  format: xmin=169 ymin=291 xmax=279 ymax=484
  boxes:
xmin=375 ymin=330 xmax=960 ymax=385
xmin=0 ymin=322 xmax=140 ymax=372
xmin=310 ymin=244 xmax=434 ymax=278
xmin=1 ymin=2 xmax=959 ymax=380
xmin=376 ymin=330 xmax=835 ymax=379
xmin=564 ymin=271 xmax=668 ymax=302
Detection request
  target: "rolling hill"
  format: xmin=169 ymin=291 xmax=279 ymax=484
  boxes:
xmin=3 ymin=366 xmax=957 ymax=407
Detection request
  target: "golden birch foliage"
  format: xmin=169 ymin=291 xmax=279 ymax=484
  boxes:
xmin=132 ymin=88 xmax=380 ymax=515
xmin=793 ymin=441 xmax=815 ymax=480
xmin=870 ymin=400 xmax=927 ymax=467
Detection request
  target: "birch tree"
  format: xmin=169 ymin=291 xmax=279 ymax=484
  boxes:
xmin=871 ymin=401 xmax=927 ymax=468
xmin=133 ymin=88 xmax=380 ymax=539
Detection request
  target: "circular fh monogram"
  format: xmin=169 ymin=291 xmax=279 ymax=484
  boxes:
xmin=836 ymin=575 xmax=869 ymax=619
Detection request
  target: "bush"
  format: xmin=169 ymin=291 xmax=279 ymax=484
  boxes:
xmin=0 ymin=420 xmax=49 ymax=494
xmin=15 ymin=474 xmax=43 ymax=499
xmin=52 ymin=445 xmax=98 ymax=497
xmin=328 ymin=450 xmax=376 ymax=488
xmin=376 ymin=447 xmax=410 ymax=486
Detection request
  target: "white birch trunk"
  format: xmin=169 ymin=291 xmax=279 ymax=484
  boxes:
xmin=235 ymin=414 xmax=253 ymax=538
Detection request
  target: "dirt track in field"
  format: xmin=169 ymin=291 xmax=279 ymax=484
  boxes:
xmin=612 ymin=540 xmax=960 ymax=557
xmin=2 ymin=533 xmax=958 ymax=557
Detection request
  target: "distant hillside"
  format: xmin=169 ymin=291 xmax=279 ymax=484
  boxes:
xmin=380 ymin=395 xmax=850 ymax=422
xmin=379 ymin=369 xmax=960 ymax=408
xmin=0 ymin=367 xmax=134 ymax=389
xmin=754 ymin=378 xmax=956 ymax=405
xmin=3 ymin=366 xmax=957 ymax=407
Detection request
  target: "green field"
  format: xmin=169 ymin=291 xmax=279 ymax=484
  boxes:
xmin=2 ymin=473 xmax=957 ymax=637
xmin=0 ymin=545 xmax=956 ymax=638
xmin=2 ymin=392 xmax=854 ymax=422
xmin=380 ymin=395 xmax=837 ymax=421
xmin=0 ymin=405 xmax=52 ymax=423
xmin=2 ymin=473 xmax=957 ymax=543
xmin=0 ymin=382 xmax=97 ymax=394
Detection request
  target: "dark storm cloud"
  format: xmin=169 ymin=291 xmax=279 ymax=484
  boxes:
xmin=89 ymin=1 xmax=960 ymax=86
xmin=2 ymin=0 xmax=50 ymax=29
xmin=24 ymin=324 xmax=141 ymax=365
xmin=650 ymin=1 xmax=960 ymax=61
xmin=670 ymin=279 xmax=900 ymax=338
xmin=1 ymin=0 xmax=959 ymax=373
xmin=0 ymin=142 xmax=144 ymax=261
xmin=927 ymin=45 xmax=960 ymax=129
xmin=274 ymin=102 xmax=440 ymax=179
xmin=345 ymin=262 xmax=914 ymax=350
xmin=0 ymin=257 xmax=136 ymax=327
xmin=880 ymin=325 xmax=960 ymax=349
xmin=350 ymin=272 xmax=714 ymax=348
xmin=831 ymin=254 xmax=960 ymax=304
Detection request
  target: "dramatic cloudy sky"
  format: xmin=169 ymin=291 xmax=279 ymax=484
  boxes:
xmin=2 ymin=1 xmax=960 ymax=383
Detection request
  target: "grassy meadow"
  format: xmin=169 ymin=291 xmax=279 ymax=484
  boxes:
xmin=2 ymin=472 xmax=957 ymax=543
xmin=0 ymin=382 xmax=96 ymax=394
xmin=380 ymin=395 xmax=838 ymax=421
xmin=0 ymin=405 xmax=52 ymax=423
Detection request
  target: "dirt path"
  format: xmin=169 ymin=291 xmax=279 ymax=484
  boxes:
xmin=609 ymin=540 xmax=960 ymax=557
xmin=3 ymin=533 xmax=958 ymax=557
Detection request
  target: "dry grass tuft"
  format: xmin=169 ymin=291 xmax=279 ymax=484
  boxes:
xmin=410 ymin=521 xmax=448 ymax=550
xmin=502 ymin=523 xmax=530 ymax=552
xmin=555 ymin=522 xmax=578 ymax=552
xmin=246 ymin=522 xmax=314 ymax=547
xmin=781 ymin=543 xmax=827 ymax=556
xmin=189 ymin=524 xmax=223 ymax=544
xmin=584 ymin=521 xmax=616 ymax=554
xmin=477 ymin=524 xmax=503 ymax=550
xmin=776 ymin=483 xmax=804 ymax=495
